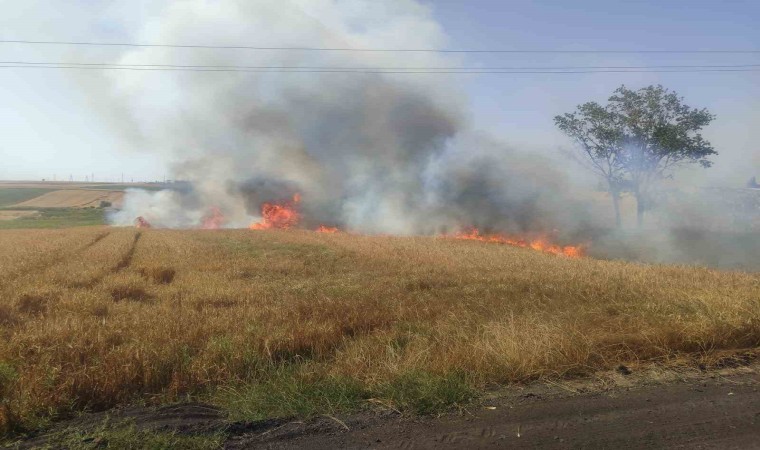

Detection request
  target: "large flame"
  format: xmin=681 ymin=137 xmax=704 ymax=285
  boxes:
xmin=250 ymin=194 xmax=301 ymax=230
xmin=451 ymin=228 xmax=584 ymax=258
xmin=200 ymin=206 xmax=225 ymax=230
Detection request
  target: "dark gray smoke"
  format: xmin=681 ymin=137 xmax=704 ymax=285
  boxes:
xmin=106 ymin=0 xmax=593 ymax=238
xmin=101 ymin=1 xmax=759 ymax=272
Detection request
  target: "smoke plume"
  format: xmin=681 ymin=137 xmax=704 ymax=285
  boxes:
xmin=98 ymin=0 xmax=760 ymax=271
xmin=103 ymin=0 xmax=590 ymax=237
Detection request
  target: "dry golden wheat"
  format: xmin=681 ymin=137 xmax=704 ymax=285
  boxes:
xmin=0 ymin=227 xmax=758 ymax=433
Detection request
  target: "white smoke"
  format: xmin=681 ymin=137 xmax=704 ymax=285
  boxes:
xmin=109 ymin=189 xmax=194 ymax=228
xmin=97 ymin=0 xmax=595 ymax=235
xmin=90 ymin=1 xmax=760 ymax=270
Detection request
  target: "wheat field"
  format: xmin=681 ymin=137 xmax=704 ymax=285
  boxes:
xmin=11 ymin=190 xmax=123 ymax=209
xmin=1 ymin=227 xmax=758 ymax=435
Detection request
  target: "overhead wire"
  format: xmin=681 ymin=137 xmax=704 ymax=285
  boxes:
xmin=1 ymin=61 xmax=759 ymax=71
xmin=1 ymin=39 xmax=759 ymax=53
xmin=0 ymin=65 xmax=758 ymax=74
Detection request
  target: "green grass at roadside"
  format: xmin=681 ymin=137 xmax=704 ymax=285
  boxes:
xmin=1 ymin=367 xmax=473 ymax=447
xmin=214 ymin=366 xmax=474 ymax=422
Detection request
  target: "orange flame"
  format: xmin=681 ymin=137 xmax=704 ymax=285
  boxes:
xmin=250 ymin=194 xmax=301 ymax=230
xmin=200 ymin=206 xmax=225 ymax=230
xmin=451 ymin=228 xmax=584 ymax=258
xmin=316 ymin=225 xmax=340 ymax=233
xmin=134 ymin=216 xmax=151 ymax=228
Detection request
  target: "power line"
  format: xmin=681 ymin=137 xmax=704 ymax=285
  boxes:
xmin=3 ymin=61 xmax=760 ymax=71
xmin=1 ymin=65 xmax=758 ymax=74
xmin=1 ymin=39 xmax=759 ymax=53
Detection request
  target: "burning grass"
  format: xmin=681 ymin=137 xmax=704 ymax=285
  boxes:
xmin=450 ymin=227 xmax=585 ymax=258
xmin=0 ymin=227 xmax=759 ymax=437
xmin=249 ymin=194 xmax=301 ymax=230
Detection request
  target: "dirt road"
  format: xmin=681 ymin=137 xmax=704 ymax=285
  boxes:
xmin=231 ymin=370 xmax=760 ymax=449
xmin=11 ymin=368 xmax=759 ymax=449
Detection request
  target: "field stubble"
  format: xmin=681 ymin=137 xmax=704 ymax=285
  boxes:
xmin=0 ymin=227 xmax=758 ymax=436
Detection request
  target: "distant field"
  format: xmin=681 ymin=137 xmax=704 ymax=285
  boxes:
xmin=1 ymin=228 xmax=758 ymax=437
xmin=0 ymin=188 xmax=53 ymax=208
xmin=88 ymin=184 xmax=168 ymax=192
xmin=0 ymin=182 xmax=169 ymax=191
xmin=13 ymin=189 xmax=124 ymax=209
xmin=0 ymin=211 xmax=39 ymax=222
xmin=0 ymin=183 xmax=174 ymax=219
xmin=0 ymin=208 xmax=105 ymax=230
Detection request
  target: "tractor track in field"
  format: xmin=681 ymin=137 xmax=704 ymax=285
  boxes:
xmin=63 ymin=231 xmax=143 ymax=289
xmin=113 ymin=231 xmax=141 ymax=273
xmin=82 ymin=231 xmax=110 ymax=250
xmin=1 ymin=231 xmax=110 ymax=285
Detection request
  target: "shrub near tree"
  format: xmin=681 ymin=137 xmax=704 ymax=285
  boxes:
xmin=555 ymin=85 xmax=717 ymax=227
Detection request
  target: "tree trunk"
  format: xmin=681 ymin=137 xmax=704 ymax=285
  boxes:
xmin=634 ymin=190 xmax=645 ymax=228
xmin=609 ymin=183 xmax=622 ymax=228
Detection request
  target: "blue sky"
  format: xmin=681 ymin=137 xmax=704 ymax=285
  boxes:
xmin=428 ymin=0 xmax=760 ymax=184
xmin=0 ymin=0 xmax=757 ymax=184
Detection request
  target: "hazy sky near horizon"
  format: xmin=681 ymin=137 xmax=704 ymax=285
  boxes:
xmin=0 ymin=0 xmax=758 ymax=185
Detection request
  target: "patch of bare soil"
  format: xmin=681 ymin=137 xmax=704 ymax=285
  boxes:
xmin=10 ymin=366 xmax=760 ymax=449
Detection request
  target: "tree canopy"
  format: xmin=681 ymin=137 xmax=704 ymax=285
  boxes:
xmin=555 ymin=85 xmax=717 ymax=227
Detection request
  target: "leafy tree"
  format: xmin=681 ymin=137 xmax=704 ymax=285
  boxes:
xmin=555 ymin=85 xmax=717 ymax=227
xmin=554 ymin=102 xmax=627 ymax=227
